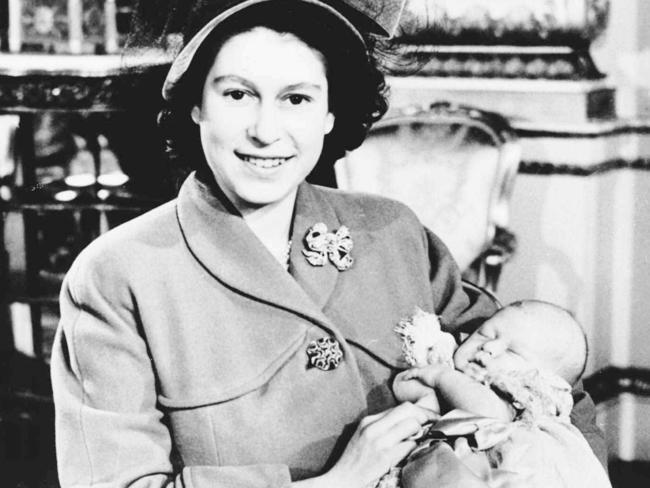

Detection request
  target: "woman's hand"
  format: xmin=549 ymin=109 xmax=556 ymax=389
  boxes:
xmin=322 ymin=402 xmax=438 ymax=488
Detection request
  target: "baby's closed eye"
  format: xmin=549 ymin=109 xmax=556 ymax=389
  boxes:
xmin=476 ymin=339 xmax=508 ymax=359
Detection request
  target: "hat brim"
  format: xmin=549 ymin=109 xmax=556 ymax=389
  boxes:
xmin=162 ymin=0 xmax=382 ymax=100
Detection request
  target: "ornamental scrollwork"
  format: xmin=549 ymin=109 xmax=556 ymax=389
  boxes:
xmin=397 ymin=0 xmax=610 ymax=47
xmin=0 ymin=67 xmax=167 ymax=112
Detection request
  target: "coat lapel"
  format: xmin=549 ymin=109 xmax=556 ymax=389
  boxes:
xmin=291 ymin=184 xmax=404 ymax=368
xmin=176 ymin=174 xmax=339 ymax=330
xmin=289 ymin=183 xmax=341 ymax=310
xmin=176 ymin=174 xmax=405 ymax=368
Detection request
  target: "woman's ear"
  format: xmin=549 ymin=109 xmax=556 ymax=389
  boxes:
xmin=191 ymin=105 xmax=201 ymax=124
xmin=325 ymin=112 xmax=335 ymax=135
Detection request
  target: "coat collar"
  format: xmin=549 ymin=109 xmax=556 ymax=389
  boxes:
xmin=176 ymin=173 xmax=341 ymax=330
xmin=176 ymin=173 xmax=404 ymax=368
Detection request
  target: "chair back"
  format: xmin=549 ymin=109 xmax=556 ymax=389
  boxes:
xmin=335 ymin=101 xmax=520 ymax=289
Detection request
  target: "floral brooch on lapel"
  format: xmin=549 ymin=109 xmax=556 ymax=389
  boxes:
xmin=302 ymin=223 xmax=354 ymax=271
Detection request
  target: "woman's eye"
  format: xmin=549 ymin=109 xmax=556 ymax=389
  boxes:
xmin=287 ymin=94 xmax=310 ymax=105
xmin=224 ymin=90 xmax=247 ymax=101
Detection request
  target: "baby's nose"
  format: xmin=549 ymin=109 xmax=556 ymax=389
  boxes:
xmin=474 ymin=339 xmax=506 ymax=365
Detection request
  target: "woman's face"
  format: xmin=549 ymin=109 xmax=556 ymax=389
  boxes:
xmin=191 ymin=27 xmax=335 ymax=214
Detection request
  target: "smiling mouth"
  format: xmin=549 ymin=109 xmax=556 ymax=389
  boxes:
xmin=236 ymin=152 xmax=294 ymax=169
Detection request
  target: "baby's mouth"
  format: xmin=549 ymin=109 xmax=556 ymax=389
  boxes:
xmin=236 ymin=152 xmax=293 ymax=169
xmin=464 ymin=360 xmax=488 ymax=382
xmin=473 ymin=349 xmax=493 ymax=366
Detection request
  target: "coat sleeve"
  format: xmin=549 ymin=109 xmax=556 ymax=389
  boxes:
xmin=50 ymin=256 xmax=292 ymax=488
xmin=423 ymin=227 xmax=497 ymax=333
xmin=570 ymin=381 xmax=609 ymax=469
xmin=421 ymin=227 xmax=608 ymax=468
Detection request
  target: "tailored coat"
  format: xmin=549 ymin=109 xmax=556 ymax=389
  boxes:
xmin=51 ymin=173 xmax=604 ymax=487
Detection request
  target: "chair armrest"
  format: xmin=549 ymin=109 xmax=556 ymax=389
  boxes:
xmin=584 ymin=366 xmax=650 ymax=404
xmin=481 ymin=226 xmax=516 ymax=292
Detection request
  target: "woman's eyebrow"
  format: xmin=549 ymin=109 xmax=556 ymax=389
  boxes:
xmin=284 ymin=82 xmax=325 ymax=92
xmin=212 ymin=75 xmax=256 ymax=89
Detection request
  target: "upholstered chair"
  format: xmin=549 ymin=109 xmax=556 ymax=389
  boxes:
xmin=336 ymin=101 xmax=521 ymax=291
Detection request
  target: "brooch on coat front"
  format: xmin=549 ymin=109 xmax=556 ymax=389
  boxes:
xmin=306 ymin=337 xmax=343 ymax=371
xmin=302 ymin=223 xmax=353 ymax=271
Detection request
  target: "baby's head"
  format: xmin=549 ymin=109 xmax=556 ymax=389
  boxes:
xmin=454 ymin=300 xmax=587 ymax=385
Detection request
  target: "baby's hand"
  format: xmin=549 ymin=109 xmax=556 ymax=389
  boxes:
xmin=393 ymin=369 xmax=435 ymax=403
xmin=400 ymin=364 xmax=453 ymax=390
xmin=458 ymin=361 xmax=489 ymax=384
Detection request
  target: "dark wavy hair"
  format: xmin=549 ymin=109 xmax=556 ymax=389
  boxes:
xmin=157 ymin=1 xmax=389 ymax=185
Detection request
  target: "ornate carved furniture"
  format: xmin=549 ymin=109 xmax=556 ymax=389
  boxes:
xmin=0 ymin=52 xmax=167 ymax=485
xmin=395 ymin=0 xmax=610 ymax=79
xmin=0 ymin=52 xmax=168 ymax=354
xmin=388 ymin=0 xmax=614 ymax=124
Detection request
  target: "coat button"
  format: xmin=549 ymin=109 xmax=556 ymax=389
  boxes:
xmin=306 ymin=337 xmax=343 ymax=371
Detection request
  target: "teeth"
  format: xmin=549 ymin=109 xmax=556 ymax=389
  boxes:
xmin=240 ymin=155 xmax=290 ymax=168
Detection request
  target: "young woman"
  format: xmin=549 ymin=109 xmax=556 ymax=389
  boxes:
xmin=51 ymin=1 xmax=605 ymax=487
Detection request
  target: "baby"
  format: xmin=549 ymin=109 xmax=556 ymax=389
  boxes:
xmin=388 ymin=300 xmax=611 ymax=488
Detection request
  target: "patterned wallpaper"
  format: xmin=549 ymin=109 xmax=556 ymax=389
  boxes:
xmin=7 ymin=0 xmax=132 ymax=53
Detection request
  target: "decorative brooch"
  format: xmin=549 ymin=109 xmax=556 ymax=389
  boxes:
xmin=302 ymin=223 xmax=354 ymax=271
xmin=306 ymin=337 xmax=343 ymax=371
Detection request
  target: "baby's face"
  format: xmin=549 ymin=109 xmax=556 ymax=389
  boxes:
xmin=454 ymin=309 xmax=549 ymax=380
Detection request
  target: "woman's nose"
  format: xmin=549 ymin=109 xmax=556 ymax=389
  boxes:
xmin=248 ymin=103 xmax=281 ymax=145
